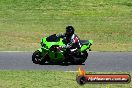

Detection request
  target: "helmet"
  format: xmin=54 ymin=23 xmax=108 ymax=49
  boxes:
xmin=66 ymin=26 xmax=75 ymax=36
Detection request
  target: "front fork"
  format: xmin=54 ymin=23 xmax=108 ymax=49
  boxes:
xmin=37 ymin=47 xmax=48 ymax=60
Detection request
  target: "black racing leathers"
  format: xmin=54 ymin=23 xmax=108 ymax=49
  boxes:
xmin=57 ymin=33 xmax=82 ymax=49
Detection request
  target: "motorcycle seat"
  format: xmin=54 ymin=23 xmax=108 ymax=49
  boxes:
xmin=80 ymin=40 xmax=89 ymax=45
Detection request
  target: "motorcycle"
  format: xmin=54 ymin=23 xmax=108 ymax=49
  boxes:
xmin=32 ymin=34 xmax=93 ymax=64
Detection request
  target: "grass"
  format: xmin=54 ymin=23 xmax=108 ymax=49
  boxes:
xmin=0 ymin=70 xmax=131 ymax=88
xmin=0 ymin=0 xmax=132 ymax=51
xmin=0 ymin=1 xmax=131 ymax=88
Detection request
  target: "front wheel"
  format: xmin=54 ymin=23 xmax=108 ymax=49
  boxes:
xmin=32 ymin=50 xmax=44 ymax=64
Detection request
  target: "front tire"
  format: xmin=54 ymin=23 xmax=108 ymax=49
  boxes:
xmin=32 ymin=50 xmax=44 ymax=64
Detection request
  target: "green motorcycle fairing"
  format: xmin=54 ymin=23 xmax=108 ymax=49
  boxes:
xmin=38 ymin=37 xmax=65 ymax=62
xmin=80 ymin=39 xmax=93 ymax=52
xmin=37 ymin=36 xmax=93 ymax=62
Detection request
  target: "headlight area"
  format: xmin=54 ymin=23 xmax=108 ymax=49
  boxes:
xmin=40 ymin=42 xmax=46 ymax=47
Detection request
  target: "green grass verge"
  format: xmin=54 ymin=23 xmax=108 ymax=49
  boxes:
xmin=0 ymin=0 xmax=132 ymax=51
xmin=0 ymin=70 xmax=131 ymax=88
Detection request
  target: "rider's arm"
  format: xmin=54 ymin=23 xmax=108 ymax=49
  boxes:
xmin=66 ymin=40 xmax=74 ymax=48
xmin=57 ymin=33 xmax=65 ymax=38
xmin=65 ymin=34 xmax=77 ymax=48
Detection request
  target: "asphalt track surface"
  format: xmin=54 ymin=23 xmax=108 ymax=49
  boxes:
xmin=0 ymin=52 xmax=132 ymax=71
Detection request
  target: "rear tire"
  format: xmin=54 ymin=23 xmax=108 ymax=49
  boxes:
xmin=71 ymin=51 xmax=88 ymax=64
xmin=80 ymin=51 xmax=88 ymax=63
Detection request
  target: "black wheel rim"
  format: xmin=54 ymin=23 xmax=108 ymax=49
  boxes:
xmin=34 ymin=53 xmax=41 ymax=62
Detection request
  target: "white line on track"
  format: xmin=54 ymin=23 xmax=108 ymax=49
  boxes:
xmin=0 ymin=51 xmax=100 ymax=53
xmin=0 ymin=51 xmax=130 ymax=53
xmin=0 ymin=51 xmax=32 ymax=52
xmin=65 ymin=71 xmax=78 ymax=73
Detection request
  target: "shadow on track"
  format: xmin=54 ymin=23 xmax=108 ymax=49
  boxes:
xmin=39 ymin=62 xmax=85 ymax=66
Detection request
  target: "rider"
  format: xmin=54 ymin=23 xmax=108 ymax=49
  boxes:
xmin=58 ymin=26 xmax=82 ymax=50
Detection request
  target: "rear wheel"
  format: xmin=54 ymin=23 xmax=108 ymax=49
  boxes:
xmin=81 ymin=51 xmax=88 ymax=60
xmin=71 ymin=51 xmax=88 ymax=64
